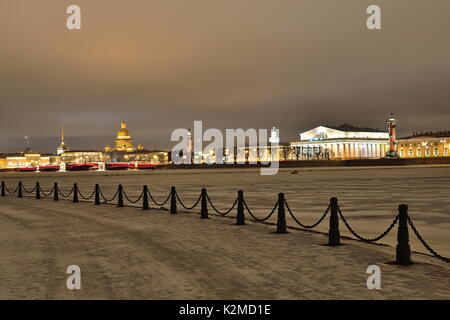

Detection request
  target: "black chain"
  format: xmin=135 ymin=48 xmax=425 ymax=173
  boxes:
xmin=5 ymin=184 xmax=19 ymax=195
xmin=22 ymin=185 xmax=37 ymax=194
xmin=99 ymin=188 xmax=119 ymax=203
xmin=39 ymin=185 xmax=56 ymax=197
xmin=338 ymin=207 xmax=399 ymax=242
xmin=206 ymin=194 xmax=238 ymax=216
xmin=58 ymin=186 xmax=75 ymax=198
xmin=285 ymin=200 xmax=329 ymax=229
xmin=148 ymin=190 xmax=171 ymax=206
xmin=123 ymin=189 xmax=144 ymax=204
xmin=78 ymin=188 xmax=96 ymax=200
xmin=175 ymin=191 xmax=201 ymax=210
xmin=408 ymin=217 xmax=450 ymax=263
xmin=243 ymin=198 xmax=278 ymax=222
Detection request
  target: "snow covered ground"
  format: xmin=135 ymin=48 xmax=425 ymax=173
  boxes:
xmin=1 ymin=165 xmax=449 ymax=258
xmin=0 ymin=196 xmax=449 ymax=299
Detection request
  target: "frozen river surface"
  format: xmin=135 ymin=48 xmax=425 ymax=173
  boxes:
xmin=1 ymin=165 xmax=450 ymax=257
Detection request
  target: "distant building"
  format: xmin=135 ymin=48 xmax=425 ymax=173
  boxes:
xmin=57 ymin=125 xmax=70 ymax=155
xmin=103 ymin=122 xmax=169 ymax=164
xmin=114 ymin=122 xmax=134 ymax=152
xmin=60 ymin=150 xmax=104 ymax=163
xmin=289 ymin=124 xmax=389 ymax=160
xmin=0 ymin=151 xmax=51 ymax=169
xmin=398 ymin=131 xmax=450 ymax=158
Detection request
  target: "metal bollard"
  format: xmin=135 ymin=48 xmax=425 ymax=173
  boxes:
xmin=95 ymin=184 xmax=101 ymax=205
xmin=18 ymin=182 xmax=23 ymax=198
xmin=1 ymin=181 xmax=5 ymax=197
xmin=117 ymin=185 xmax=124 ymax=207
xmin=236 ymin=190 xmax=245 ymax=225
xmin=142 ymin=185 xmax=149 ymax=210
xmin=73 ymin=183 xmax=79 ymax=203
xmin=276 ymin=193 xmax=287 ymax=233
xmin=53 ymin=183 xmax=59 ymax=201
xmin=328 ymin=197 xmax=340 ymax=246
xmin=170 ymin=186 xmax=177 ymax=214
xmin=200 ymin=188 xmax=209 ymax=219
xmin=396 ymin=204 xmax=412 ymax=265
xmin=35 ymin=182 xmax=41 ymax=200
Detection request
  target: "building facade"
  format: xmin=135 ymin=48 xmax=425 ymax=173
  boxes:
xmin=0 ymin=152 xmax=51 ymax=169
xmin=60 ymin=150 xmax=105 ymax=163
xmin=398 ymin=131 xmax=450 ymax=158
xmin=289 ymin=124 xmax=389 ymax=160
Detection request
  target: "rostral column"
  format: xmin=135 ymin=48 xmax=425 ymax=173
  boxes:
xmin=386 ymin=113 xmax=398 ymax=158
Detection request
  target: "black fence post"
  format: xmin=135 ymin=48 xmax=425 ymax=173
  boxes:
xmin=1 ymin=181 xmax=5 ymax=197
xmin=396 ymin=204 xmax=412 ymax=265
xmin=18 ymin=182 xmax=23 ymax=198
xmin=35 ymin=182 xmax=41 ymax=200
xmin=236 ymin=190 xmax=245 ymax=225
xmin=170 ymin=186 xmax=177 ymax=214
xmin=201 ymin=188 xmax=209 ymax=219
xmin=142 ymin=185 xmax=149 ymax=210
xmin=53 ymin=182 xmax=59 ymax=201
xmin=117 ymin=185 xmax=124 ymax=207
xmin=95 ymin=184 xmax=101 ymax=205
xmin=276 ymin=193 xmax=287 ymax=233
xmin=328 ymin=197 xmax=340 ymax=246
xmin=73 ymin=183 xmax=79 ymax=203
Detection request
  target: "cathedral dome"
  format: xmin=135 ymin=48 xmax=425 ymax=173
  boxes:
xmin=117 ymin=122 xmax=131 ymax=138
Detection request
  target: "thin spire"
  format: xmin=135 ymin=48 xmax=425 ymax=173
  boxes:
xmin=61 ymin=124 xmax=65 ymax=143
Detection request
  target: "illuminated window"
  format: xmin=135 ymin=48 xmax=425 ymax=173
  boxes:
xmin=416 ymin=148 xmax=421 ymax=157
xmin=425 ymin=148 xmax=430 ymax=156
xmin=434 ymin=148 xmax=439 ymax=156
xmin=408 ymin=148 xmax=413 ymax=157
xmin=444 ymin=148 xmax=448 ymax=156
xmin=399 ymin=149 xmax=404 ymax=157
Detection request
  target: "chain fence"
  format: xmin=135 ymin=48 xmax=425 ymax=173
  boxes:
xmin=338 ymin=207 xmax=399 ymax=242
xmin=175 ymin=191 xmax=202 ymax=210
xmin=1 ymin=180 xmax=449 ymax=264
xmin=123 ymin=189 xmax=144 ymax=204
xmin=78 ymin=188 xmax=96 ymax=200
xmin=408 ymin=217 xmax=450 ymax=263
xmin=284 ymin=200 xmax=330 ymax=229
xmin=5 ymin=184 xmax=20 ymax=195
xmin=243 ymin=198 xmax=278 ymax=222
xmin=206 ymin=193 xmax=238 ymax=216
xmin=38 ymin=185 xmax=56 ymax=197
xmin=57 ymin=186 xmax=75 ymax=199
xmin=148 ymin=190 xmax=171 ymax=207
xmin=99 ymin=188 xmax=119 ymax=203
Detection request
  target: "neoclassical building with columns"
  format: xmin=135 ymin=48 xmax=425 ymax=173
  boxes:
xmin=289 ymin=124 xmax=389 ymax=160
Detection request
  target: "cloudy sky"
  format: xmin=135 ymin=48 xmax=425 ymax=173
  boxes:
xmin=1 ymin=0 xmax=449 ymax=152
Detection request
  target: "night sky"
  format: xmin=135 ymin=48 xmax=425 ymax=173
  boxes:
xmin=1 ymin=0 xmax=450 ymax=153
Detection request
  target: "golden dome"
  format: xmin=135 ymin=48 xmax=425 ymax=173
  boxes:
xmin=117 ymin=122 xmax=131 ymax=138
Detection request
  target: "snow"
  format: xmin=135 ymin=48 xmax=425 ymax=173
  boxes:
xmin=0 ymin=166 xmax=449 ymax=299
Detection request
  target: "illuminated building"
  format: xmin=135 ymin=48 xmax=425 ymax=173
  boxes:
xmin=114 ymin=122 xmax=134 ymax=152
xmin=60 ymin=150 xmax=104 ymax=163
xmin=398 ymin=131 xmax=450 ymax=158
xmin=289 ymin=124 xmax=389 ymax=160
xmin=106 ymin=150 xmax=169 ymax=164
xmin=57 ymin=125 xmax=70 ymax=155
xmin=104 ymin=122 xmax=169 ymax=164
xmin=0 ymin=151 xmax=51 ymax=169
